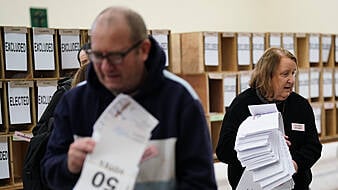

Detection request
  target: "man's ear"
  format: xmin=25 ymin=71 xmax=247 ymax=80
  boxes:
xmin=140 ymin=38 xmax=151 ymax=61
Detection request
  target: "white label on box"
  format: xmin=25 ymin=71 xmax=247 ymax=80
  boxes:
xmin=0 ymin=137 xmax=10 ymax=179
xmin=237 ymin=35 xmax=250 ymax=66
xmin=240 ymin=72 xmax=251 ymax=93
xmin=8 ymin=82 xmax=31 ymax=124
xmin=204 ymin=35 xmax=219 ymax=66
xmin=298 ymin=71 xmax=309 ymax=99
xmin=33 ymin=33 xmax=55 ymax=70
xmin=321 ymin=36 xmax=331 ymax=63
xmin=282 ymin=34 xmax=295 ymax=55
xmin=4 ymin=32 xmax=27 ymax=71
xmin=270 ymin=34 xmax=281 ymax=47
xmin=152 ymin=34 xmax=169 ymax=67
xmin=60 ymin=35 xmax=81 ymax=69
xmin=37 ymin=85 xmax=57 ymax=120
xmin=252 ymin=35 xmax=264 ymax=65
xmin=223 ymin=75 xmax=237 ymax=107
xmin=310 ymin=69 xmax=320 ymax=98
xmin=309 ymin=34 xmax=320 ymax=63
xmin=323 ymin=70 xmax=333 ymax=97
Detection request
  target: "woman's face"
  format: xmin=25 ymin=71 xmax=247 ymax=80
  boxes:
xmin=271 ymin=56 xmax=297 ymax=101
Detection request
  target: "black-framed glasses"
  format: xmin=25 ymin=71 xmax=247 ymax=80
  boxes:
xmin=86 ymin=39 xmax=144 ymax=65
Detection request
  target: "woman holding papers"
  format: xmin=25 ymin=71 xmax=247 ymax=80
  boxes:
xmin=41 ymin=6 xmax=217 ymax=190
xmin=216 ymin=47 xmax=322 ymax=190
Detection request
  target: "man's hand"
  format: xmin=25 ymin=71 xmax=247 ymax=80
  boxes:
xmin=67 ymin=137 xmax=96 ymax=174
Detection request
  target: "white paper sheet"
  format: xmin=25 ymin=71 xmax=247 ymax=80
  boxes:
xmin=298 ymin=71 xmax=309 ymax=99
xmin=269 ymin=34 xmax=281 ymax=48
xmin=310 ymin=68 xmax=320 ymax=98
xmin=152 ymin=34 xmax=169 ymax=67
xmin=74 ymin=94 xmax=158 ymax=190
xmin=33 ymin=33 xmax=55 ymax=70
xmin=237 ymin=34 xmax=250 ymax=65
xmin=309 ymin=34 xmax=320 ymax=63
xmin=223 ymin=75 xmax=237 ymax=107
xmin=0 ymin=137 xmax=9 ymax=179
xmin=321 ymin=36 xmax=331 ymax=63
xmin=7 ymin=82 xmax=31 ymax=124
xmin=322 ymin=70 xmax=333 ymax=97
xmin=37 ymin=85 xmax=57 ymax=120
xmin=4 ymin=32 xmax=27 ymax=71
xmin=282 ymin=34 xmax=295 ymax=55
xmin=252 ymin=35 xmax=265 ymax=65
xmin=204 ymin=35 xmax=219 ymax=66
xmin=60 ymin=35 xmax=81 ymax=69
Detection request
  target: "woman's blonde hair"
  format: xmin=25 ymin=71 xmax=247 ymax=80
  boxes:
xmin=249 ymin=47 xmax=297 ymax=98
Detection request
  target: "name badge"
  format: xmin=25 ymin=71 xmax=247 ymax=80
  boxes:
xmin=292 ymin=123 xmax=305 ymax=131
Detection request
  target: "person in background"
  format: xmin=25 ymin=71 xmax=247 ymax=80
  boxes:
xmin=42 ymin=6 xmax=217 ymax=189
xmin=216 ymin=47 xmax=322 ymax=190
xmin=71 ymin=43 xmax=91 ymax=87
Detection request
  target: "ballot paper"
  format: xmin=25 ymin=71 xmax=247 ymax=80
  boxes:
xmin=235 ymin=104 xmax=295 ymax=190
xmin=74 ymin=94 xmax=158 ymax=190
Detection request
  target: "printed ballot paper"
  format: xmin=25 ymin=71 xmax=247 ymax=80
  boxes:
xmin=236 ymin=104 xmax=295 ymax=190
xmin=74 ymin=94 xmax=158 ymax=190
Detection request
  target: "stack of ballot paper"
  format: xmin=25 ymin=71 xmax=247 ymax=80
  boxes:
xmin=235 ymin=104 xmax=295 ymax=190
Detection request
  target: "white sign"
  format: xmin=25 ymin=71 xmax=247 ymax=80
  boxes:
xmin=282 ymin=34 xmax=295 ymax=55
xmin=237 ymin=34 xmax=250 ymax=66
xmin=322 ymin=70 xmax=333 ymax=98
xmin=252 ymin=35 xmax=264 ymax=65
xmin=309 ymin=34 xmax=320 ymax=63
xmin=310 ymin=69 xmax=320 ymax=98
xmin=224 ymin=75 xmax=237 ymax=107
xmin=37 ymin=85 xmax=57 ymax=120
xmin=74 ymin=94 xmax=158 ymax=190
xmin=298 ymin=71 xmax=309 ymax=99
xmin=204 ymin=35 xmax=219 ymax=66
xmin=4 ymin=32 xmax=27 ymax=71
xmin=0 ymin=137 xmax=10 ymax=179
xmin=8 ymin=83 xmax=31 ymax=124
xmin=270 ymin=34 xmax=281 ymax=47
xmin=152 ymin=34 xmax=169 ymax=67
xmin=33 ymin=33 xmax=55 ymax=70
xmin=60 ymin=35 xmax=81 ymax=69
xmin=321 ymin=36 xmax=331 ymax=63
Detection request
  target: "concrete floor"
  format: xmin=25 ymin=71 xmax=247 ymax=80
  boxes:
xmin=215 ymin=141 xmax=338 ymax=190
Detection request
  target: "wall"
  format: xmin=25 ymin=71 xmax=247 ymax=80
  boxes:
xmin=1 ymin=0 xmax=338 ymax=33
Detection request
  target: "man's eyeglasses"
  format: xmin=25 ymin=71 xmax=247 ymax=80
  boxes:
xmin=86 ymin=39 xmax=144 ymax=65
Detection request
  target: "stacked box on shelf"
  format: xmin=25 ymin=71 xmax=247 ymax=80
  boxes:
xmin=237 ymin=70 xmax=252 ymax=93
xmin=282 ymin=33 xmax=296 ymax=55
xmin=265 ymin=32 xmax=281 ymax=48
xmin=235 ymin=32 xmax=252 ymax=71
xmin=57 ymin=29 xmax=82 ymax=78
xmin=251 ymin=33 xmax=265 ymax=66
xmin=177 ymin=73 xmax=209 ymax=114
xmin=295 ymin=33 xmax=309 ymax=68
xmin=180 ymin=32 xmax=222 ymax=74
xmin=323 ymin=102 xmax=337 ymax=142
xmin=309 ymin=33 xmax=321 ymax=67
xmin=321 ymin=34 xmax=334 ymax=67
xmin=310 ymin=67 xmax=321 ymax=102
xmin=31 ymin=27 xmax=59 ymax=79
xmin=5 ymin=80 xmax=36 ymax=132
xmin=322 ymin=68 xmax=334 ymax=102
xmin=1 ymin=26 xmax=33 ymax=80
xmin=296 ymin=68 xmax=310 ymax=101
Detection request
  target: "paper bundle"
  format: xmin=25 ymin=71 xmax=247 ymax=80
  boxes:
xmin=235 ymin=104 xmax=295 ymax=190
